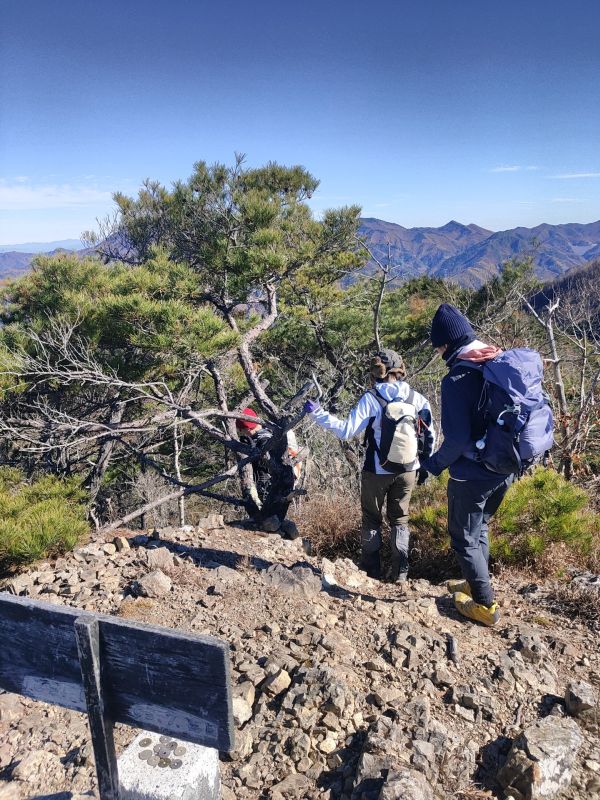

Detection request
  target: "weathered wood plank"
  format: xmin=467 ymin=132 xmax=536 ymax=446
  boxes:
xmin=0 ymin=594 xmax=234 ymax=751
xmin=98 ymin=616 xmax=234 ymax=750
xmin=75 ymin=617 xmax=120 ymax=800
xmin=0 ymin=594 xmax=86 ymax=710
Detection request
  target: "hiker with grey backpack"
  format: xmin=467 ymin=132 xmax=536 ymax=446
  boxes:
xmin=304 ymin=349 xmax=435 ymax=582
xmin=420 ymin=304 xmax=554 ymax=627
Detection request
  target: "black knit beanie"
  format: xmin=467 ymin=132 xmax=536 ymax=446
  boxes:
xmin=430 ymin=304 xmax=475 ymax=348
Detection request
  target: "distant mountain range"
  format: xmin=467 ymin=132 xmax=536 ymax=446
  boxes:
xmin=358 ymin=218 xmax=600 ymax=287
xmin=0 ymin=239 xmax=84 ymax=254
xmin=2 ymin=220 xmax=600 ymax=286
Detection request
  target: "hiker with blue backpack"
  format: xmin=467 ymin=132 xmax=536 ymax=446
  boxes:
xmin=304 ymin=349 xmax=435 ymax=582
xmin=420 ymin=304 xmax=554 ymax=627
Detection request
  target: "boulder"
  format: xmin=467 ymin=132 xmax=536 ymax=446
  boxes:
xmin=498 ymin=715 xmax=583 ymax=799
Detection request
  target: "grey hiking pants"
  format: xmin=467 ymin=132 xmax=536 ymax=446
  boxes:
xmin=447 ymin=474 xmax=513 ymax=607
xmin=360 ymin=470 xmax=416 ymax=579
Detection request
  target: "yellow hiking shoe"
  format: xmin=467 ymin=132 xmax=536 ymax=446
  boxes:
xmin=453 ymin=592 xmax=500 ymax=627
xmin=447 ymin=579 xmax=472 ymax=597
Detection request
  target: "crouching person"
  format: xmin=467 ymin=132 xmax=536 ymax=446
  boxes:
xmin=304 ymin=350 xmax=435 ymax=581
xmin=420 ymin=304 xmax=514 ymax=627
xmin=236 ymin=408 xmax=300 ymax=539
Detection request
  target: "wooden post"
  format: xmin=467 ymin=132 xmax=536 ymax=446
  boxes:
xmin=75 ymin=616 xmax=120 ymax=800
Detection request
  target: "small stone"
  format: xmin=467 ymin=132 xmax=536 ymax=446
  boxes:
xmin=5 ymin=575 xmax=32 ymax=596
xmin=196 ymin=513 xmax=225 ymax=530
xmin=454 ymin=704 xmax=475 ymax=722
xmin=263 ymin=564 xmax=321 ymax=599
xmin=319 ymin=737 xmax=337 ymax=754
xmin=232 ymin=696 xmax=253 ymax=726
xmin=270 ymin=773 xmax=310 ymax=799
xmin=261 ymin=668 xmax=291 ymax=696
xmin=229 ymin=728 xmax=253 ymax=761
xmin=235 ymin=681 xmax=256 ymax=707
xmin=412 ymin=740 xmax=435 ymax=761
xmin=565 ymin=680 xmax=597 ymax=718
xmin=432 ymin=666 xmax=453 ymax=687
xmin=0 ymin=693 xmax=22 ymax=723
xmin=380 ymin=768 xmax=434 ymax=799
xmin=146 ymin=547 xmax=175 ymax=571
xmin=137 ymin=569 xmax=172 ymax=598
xmin=114 ymin=535 xmax=131 ymax=551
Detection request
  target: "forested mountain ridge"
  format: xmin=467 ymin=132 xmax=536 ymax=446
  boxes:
xmin=358 ymin=217 xmax=600 ymax=286
xmin=3 ymin=218 xmax=600 ymax=286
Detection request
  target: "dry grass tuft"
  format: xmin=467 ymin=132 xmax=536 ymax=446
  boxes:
xmin=543 ymin=581 xmax=600 ymax=630
xmin=299 ymin=492 xmax=361 ymax=561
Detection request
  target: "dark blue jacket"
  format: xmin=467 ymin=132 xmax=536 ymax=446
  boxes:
xmin=420 ymin=361 xmax=493 ymax=481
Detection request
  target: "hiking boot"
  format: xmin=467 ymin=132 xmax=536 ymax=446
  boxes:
xmin=279 ymin=519 xmax=299 ymax=540
xmin=453 ymin=592 xmax=500 ymax=627
xmin=261 ymin=515 xmax=282 ymax=533
xmin=447 ymin=579 xmax=472 ymax=597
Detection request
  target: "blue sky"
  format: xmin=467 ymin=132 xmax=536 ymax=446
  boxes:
xmin=1 ymin=0 xmax=599 ymax=244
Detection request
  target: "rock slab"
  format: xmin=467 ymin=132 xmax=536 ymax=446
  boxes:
xmin=498 ymin=715 xmax=583 ymax=799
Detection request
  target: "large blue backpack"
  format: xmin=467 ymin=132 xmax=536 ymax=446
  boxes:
xmin=465 ymin=349 xmax=554 ymax=475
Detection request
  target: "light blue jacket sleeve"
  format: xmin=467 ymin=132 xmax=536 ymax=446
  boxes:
xmin=309 ymin=393 xmax=377 ymax=440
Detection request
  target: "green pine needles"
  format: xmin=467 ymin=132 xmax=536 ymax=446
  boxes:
xmin=0 ymin=468 xmax=88 ymax=572
xmin=491 ymin=467 xmax=598 ymax=564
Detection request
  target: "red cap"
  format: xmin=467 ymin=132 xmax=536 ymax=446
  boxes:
xmin=236 ymin=407 xmax=259 ymax=431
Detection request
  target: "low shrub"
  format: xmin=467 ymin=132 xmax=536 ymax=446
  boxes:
xmin=0 ymin=468 xmax=89 ymax=572
xmin=407 ymin=467 xmax=599 ymax=575
xmin=490 ymin=467 xmax=599 ymax=566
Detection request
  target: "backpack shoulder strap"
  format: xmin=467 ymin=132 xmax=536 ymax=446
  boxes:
xmin=371 ymin=387 xmax=389 ymax=409
xmin=363 ymin=388 xmax=385 ymax=454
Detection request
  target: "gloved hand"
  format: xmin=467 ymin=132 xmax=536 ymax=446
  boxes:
xmin=303 ymin=398 xmax=321 ymax=414
xmin=243 ymin=485 xmax=262 ymax=511
xmin=417 ymin=467 xmax=429 ymax=486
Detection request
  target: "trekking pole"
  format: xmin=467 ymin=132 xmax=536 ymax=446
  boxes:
xmin=311 ymin=372 xmax=324 ymax=402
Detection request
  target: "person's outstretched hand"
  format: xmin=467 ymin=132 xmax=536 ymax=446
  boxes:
xmin=303 ymin=398 xmax=321 ymax=414
xmin=417 ymin=467 xmax=429 ymax=485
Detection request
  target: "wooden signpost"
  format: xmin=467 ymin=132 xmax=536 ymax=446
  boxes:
xmin=0 ymin=594 xmax=234 ymax=799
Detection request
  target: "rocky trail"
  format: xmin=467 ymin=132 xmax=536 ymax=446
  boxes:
xmin=0 ymin=519 xmax=599 ymax=800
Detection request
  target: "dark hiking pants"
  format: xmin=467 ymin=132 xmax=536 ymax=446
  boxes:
xmin=360 ymin=470 xmax=416 ymax=579
xmin=447 ymin=474 xmax=513 ymax=607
